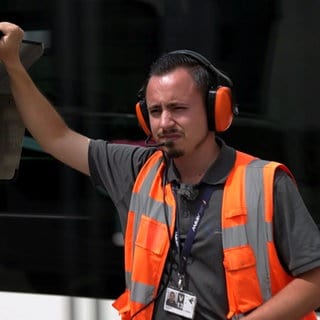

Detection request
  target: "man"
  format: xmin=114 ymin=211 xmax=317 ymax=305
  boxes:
xmin=0 ymin=22 xmax=320 ymax=320
xmin=166 ymin=291 xmax=178 ymax=308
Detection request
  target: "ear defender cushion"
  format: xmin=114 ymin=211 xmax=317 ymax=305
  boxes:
xmin=209 ymin=86 xmax=234 ymax=132
xmin=135 ymin=100 xmax=152 ymax=136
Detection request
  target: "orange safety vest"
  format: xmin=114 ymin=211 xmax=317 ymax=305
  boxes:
xmin=113 ymin=150 xmax=317 ymax=320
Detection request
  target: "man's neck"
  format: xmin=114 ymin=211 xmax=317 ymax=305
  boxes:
xmin=174 ymin=133 xmax=220 ymax=184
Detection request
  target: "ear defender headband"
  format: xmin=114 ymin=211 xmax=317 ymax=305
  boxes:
xmin=135 ymin=49 xmax=238 ymax=135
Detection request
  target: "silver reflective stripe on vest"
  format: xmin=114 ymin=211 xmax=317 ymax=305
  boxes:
xmin=125 ymin=271 xmax=131 ymax=292
xmin=125 ymin=270 xmax=156 ymax=304
xmin=222 ymin=225 xmax=248 ymax=249
xmin=246 ymin=159 xmax=272 ymax=301
xmin=223 ymin=159 xmax=274 ymax=304
xmin=127 ymin=154 xmax=174 ymax=304
xmin=125 ymin=272 xmax=155 ymax=304
xmin=132 ymin=280 xmax=155 ymax=304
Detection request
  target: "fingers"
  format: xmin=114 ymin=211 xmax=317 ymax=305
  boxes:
xmin=0 ymin=21 xmax=24 ymax=41
xmin=0 ymin=22 xmax=24 ymax=66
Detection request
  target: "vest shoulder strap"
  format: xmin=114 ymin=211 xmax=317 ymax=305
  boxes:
xmin=222 ymin=151 xmax=297 ymax=318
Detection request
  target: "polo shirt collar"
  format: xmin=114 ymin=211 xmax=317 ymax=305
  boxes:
xmin=165 ymin=137 xmax=236 ymax=186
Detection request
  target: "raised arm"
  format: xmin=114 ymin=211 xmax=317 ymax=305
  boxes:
xmin=0 ymin=22 xmax=90 ymax=175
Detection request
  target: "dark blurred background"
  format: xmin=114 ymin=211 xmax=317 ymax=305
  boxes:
xmin=0 ymin=0 xmax=319 ymax=300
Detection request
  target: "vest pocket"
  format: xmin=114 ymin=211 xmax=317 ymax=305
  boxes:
xmin=223 ymin=245 xmax=263 ymax=314
xmin=132 ymin=215 xmax=170 ymax=295
xmin=135 ymin=215 xmax=168 ymax=255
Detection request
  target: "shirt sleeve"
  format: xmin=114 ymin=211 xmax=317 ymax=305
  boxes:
xmin=273 ymin=170 xmax=320 ymax=276
xmin=88 ymin=139 xmax=155 ymax=230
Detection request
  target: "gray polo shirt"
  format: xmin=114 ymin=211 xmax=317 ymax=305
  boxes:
xmin=88 ymin=138 xmax=320 ymax=320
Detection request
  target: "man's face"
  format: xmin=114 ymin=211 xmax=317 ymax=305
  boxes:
xmin=146 ymin=67 xmax=209 ymax=159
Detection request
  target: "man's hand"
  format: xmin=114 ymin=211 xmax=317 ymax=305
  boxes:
xmin=0 ymin=22 xmax=24 ymax=67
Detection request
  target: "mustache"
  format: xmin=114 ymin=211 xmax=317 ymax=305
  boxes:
xmin=157 ymin=128 xmax=181 ymax=139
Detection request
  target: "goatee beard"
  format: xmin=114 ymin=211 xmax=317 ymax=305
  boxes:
xmin=166 ymin=147 xmax=184 ymax=159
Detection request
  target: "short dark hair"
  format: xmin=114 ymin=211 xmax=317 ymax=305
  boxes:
xmin=141 ymin=52 xmax=217 ymax=104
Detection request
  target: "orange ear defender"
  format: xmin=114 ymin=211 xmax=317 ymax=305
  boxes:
xmin=208 ymin=86 xmax=235 ymax=132
xmin=135 ymin=49 xmax=238 ymax=134
xmin=135 ymin=100 xmax=152 ymax=137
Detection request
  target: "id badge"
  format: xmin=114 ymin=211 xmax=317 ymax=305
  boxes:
xmin=163 ymin=286 xmax=197 ymax=319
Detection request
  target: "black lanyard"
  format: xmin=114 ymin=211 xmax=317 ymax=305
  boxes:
xmin=173 ymin=185 xmax=215 ymax=289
